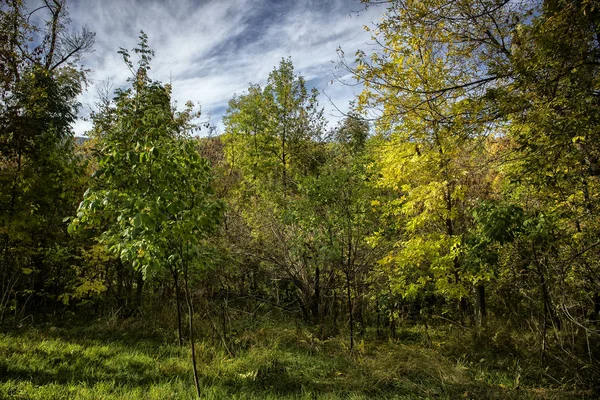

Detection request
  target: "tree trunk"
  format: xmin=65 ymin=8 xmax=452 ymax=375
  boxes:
xmin=282 ymin=124 xmax=287 ymax=195
xmin=312 ymin=265 xmax=320 ymax=323
xmin=333 ymin=289 xmax=338 ymax=331
xmin=376 ymin=298 xmax=382 ymax=339
xmin=345 ymin=270 xmax=354 ymax=351
xmin=116 ymin=259 xmax=124 ymax=314
xmin=135 ymin=270 xmax=144 ymax=312
xmin=183 ymin=264 xmax=201 ymax=398
xmin=593 ymin=292 xmax=600 ymax=321
xmin=171 ymin=266 xmax=183 ymax=346
xmin=474 ymin=283 xmax=486 ymax=327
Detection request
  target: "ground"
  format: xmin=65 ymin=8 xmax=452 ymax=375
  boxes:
xmin=0 ymin=321 xmax=589 ymax=399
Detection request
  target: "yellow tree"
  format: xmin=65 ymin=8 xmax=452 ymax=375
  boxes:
xmin=346 ymin=0 xmax=502 ymax=319
xmin=351 ymin=3 xmax=600 ymax=376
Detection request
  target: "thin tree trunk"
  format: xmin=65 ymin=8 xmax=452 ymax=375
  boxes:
xmin=135 ymin=270 xmax=144 ymax=312
xmin=537 ymin=262 xmax=550 ymax=361
xmin=542 ymin=296 xmax=548 ymax=362
xmin=593 ymin=292 xmax=600 ymax=321
xmin=474 ymin=283 xmax=486 ymax=327
xmin=345 ymin=270 xmax=354 ymax=351
xmin=183 ymin=263 xmax=201 ymax=398
xmin=312 ymin=265 xmax=320 ymax=323
xmin=44 ymin=0 xmax=62 ymax=70
xmin=171 ymin=266 xmax=183 ymax=346
xmin=282 ymin=123 xmax=287 ymax=195
xmin=333 ymin=289 xmax=338 ymax=331
xmin=376 ymin=297 xmax=382 ymax=339
xmin=116 ymin=259 xmax=124 ymax=314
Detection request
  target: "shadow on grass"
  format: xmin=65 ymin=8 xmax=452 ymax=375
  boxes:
xmin=0 ymin=327 xmax=580 ymax=399
xmin=0 ymin=327 xmax=186 ymax=389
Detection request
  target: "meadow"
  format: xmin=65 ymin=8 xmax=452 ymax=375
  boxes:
xmin=0 ymin=320 xmax=587 ymax=399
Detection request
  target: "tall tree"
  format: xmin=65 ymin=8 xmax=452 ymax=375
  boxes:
xmin=296 ymin=113 xmax=384 ymax=346
xmin=0 ymin=0 xmax=94 ymax=322
xmin=224 ymin=58 xmax=325 ymax=197
xmin=70 ymin=33 xmax=222 ymax=397
xmin=222 ymin=59 xmax=329 ymax=321
xmin=346 ymin=0 xmax=499 ymax=319
xmin=349 ymin=0 xmax=600 ymax=376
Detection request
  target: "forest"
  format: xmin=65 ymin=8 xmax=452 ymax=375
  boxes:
xmin=1 ymin=0 xmax=599 ymax=398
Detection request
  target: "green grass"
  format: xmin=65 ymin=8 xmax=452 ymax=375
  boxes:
xmin=0 ymin=323 xmax=587 ymax=399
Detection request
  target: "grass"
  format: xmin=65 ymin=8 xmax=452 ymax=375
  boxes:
xmin=0 ymin=321 xmax=589 ymax=399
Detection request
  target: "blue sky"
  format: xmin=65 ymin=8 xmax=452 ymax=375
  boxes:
xmin=53 ymin=0 xmax=383 ymax=135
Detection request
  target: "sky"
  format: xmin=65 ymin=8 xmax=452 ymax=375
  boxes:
xmin=51 ymin=0 xmax=384 ymax=136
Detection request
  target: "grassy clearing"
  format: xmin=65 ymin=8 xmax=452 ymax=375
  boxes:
xmin=0 ymin=323 xmax=586 ymax=399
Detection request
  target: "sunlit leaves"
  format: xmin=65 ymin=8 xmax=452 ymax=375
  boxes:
xmin=70 ymin=34 xmax=222 ymax=280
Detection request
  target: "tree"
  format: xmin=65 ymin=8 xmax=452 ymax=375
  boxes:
xmin=344 ymin=0 xmax=500 ymax=321
xmin=502 ymin=1 xmax=600 ymax=334
xmin=222 ymin=59 xmax=330 ymax=321
xmin=70 ymin=33 xmax=222 ymax=397
xmin=349 ymin=0 xmax=600 ymax=378
xmin=297 ymin=113 xmax=385 ymax=347
xmin=0 ymin=0 xmax=94 ymax=322
xmin=224 ymin=58 xmax=325 ymax=197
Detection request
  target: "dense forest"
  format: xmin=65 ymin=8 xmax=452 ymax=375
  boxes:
xmin=1 ymin=0 xmax=599 ymax=398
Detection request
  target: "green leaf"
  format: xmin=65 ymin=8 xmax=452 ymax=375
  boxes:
xmin=133 ymin=214 xmax=142 ymax=229
xmin=140 ymin=213 xmax=156 ymax=230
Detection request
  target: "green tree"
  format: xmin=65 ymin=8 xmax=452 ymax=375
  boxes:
xmin=346 ymin=0 xmax=498 ymax=320
xmin=0 ymin=0 xmax=94 ymax=322
xmin=224 ymin=58 xmax=325 ymax=197
xmin=501 ymin=1 xmax=600 ymax=336
xmin=222 ymin=59 xmax=330 ymax=322
xmin=297 ymin=114 xmax=385 ymax=347
xmin=70 ymin=33 xmax=222 ymax=397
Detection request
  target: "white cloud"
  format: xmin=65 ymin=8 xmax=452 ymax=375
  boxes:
xmin=63 ymin=0 xmax=383 ymax=136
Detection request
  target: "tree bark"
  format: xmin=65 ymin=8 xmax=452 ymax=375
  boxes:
xmin=183 ymin=263 xmax=201 ymax=398
xmin=135 ymin=270 xmax=144 ymax=312
xmin=312 ymin=265 xmax=320 ymax=323
xmin=171 ymin=266 xmax=183 ymax=346
xmin=474 ymin=283 xmax=486 ymax=327
xmin=345 ymin=270 xmax=354 ymax=351
xmin=593 ymin=292 xmax=600 ymax=321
